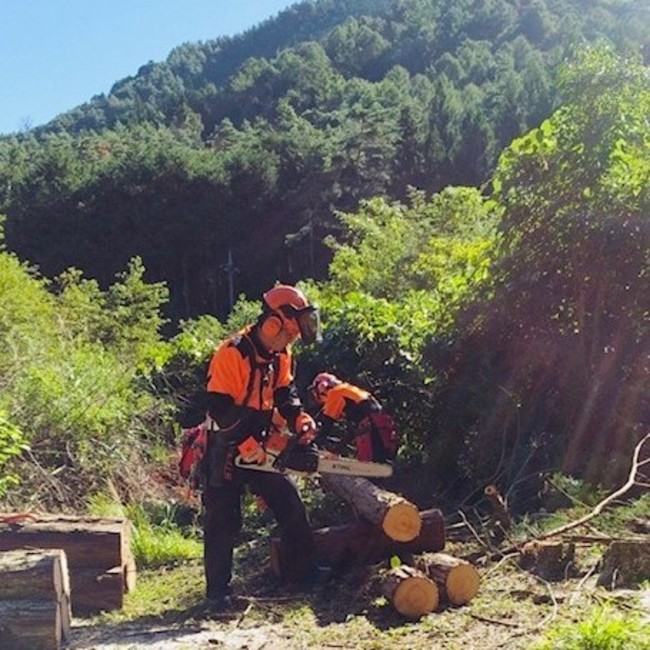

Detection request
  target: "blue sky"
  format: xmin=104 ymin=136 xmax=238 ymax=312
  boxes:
xmin=0 ymin=0 xmax=298 ymax=135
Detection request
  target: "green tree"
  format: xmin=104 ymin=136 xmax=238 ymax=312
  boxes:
xmin=433 ymin=47 xmax=649 ymax=493
xmin=310 ymin=187 xmax=498 ymax=464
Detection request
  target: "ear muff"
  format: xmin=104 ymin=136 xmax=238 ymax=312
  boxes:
xmin=261 ymin=313 xmax=283 ymax=339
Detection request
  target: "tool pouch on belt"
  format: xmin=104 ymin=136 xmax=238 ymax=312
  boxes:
xmin=206 ymin=414 xmax=269 ymax=486
xmin=206 ymin=429 xmax=234 ymax=488
xmin=355 ymin=412 xmax=400 ymax=463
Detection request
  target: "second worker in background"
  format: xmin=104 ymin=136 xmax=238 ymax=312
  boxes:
xmin=308 ymin=372 xmax=400 ymax=463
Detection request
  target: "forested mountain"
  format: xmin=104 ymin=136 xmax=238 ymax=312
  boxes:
xmin=0 ymin=0 xmax=647 ymax=323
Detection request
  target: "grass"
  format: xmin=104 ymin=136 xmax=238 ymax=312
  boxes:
xmin=87 ymin=489 xmax=203 ymax=568
xmin=81 ymin=531 xmax=648 ymax=650
xmin=130 ymin=520 xmax=202 ymax=568
xmin=509 ymin=487 xmax=650 ymax=543
xmin=76 ymin=480 xmax=649 ymax=649
xmin=533 ymin=604 xmax=650 ymax=650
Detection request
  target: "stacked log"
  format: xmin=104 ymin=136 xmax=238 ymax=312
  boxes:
xmin=319 ymin=474 xmax=422 ymax=542
xmin=0 ymin=549 xmax=71 ymax=650
xmin=414 ymin=552 xmax=480 ymax=606
xmin=270 ymin=508 xmax=445 ymax=575
xmin=380 ymin=565 xmax=439 ymax=619
xmin=0 ymin=514 xmax=136 ymax=615
xmin=316 ymin=474 xmax=481 ymax=617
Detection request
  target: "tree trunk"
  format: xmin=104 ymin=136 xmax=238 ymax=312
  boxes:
xmin=319 ymin=474 xmax=421 ymax=542
xmin=414 ymin=552 xmax=480 ymax=605
xmin=270 ymin=508 xmax=445 ymax=575
xmin=0 ymin=549 xmax=68 ymax=601
xmin=484 ymin=484 xmax=511 ymax=530
xmin=519 ymin=539 xmax=576 ymax=582
xmin=380 ymin=565 xmax=439 ymax=619
xmin=597 ymin=539 xmax=650 ymax=588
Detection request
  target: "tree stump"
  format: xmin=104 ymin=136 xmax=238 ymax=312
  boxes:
xmin=270 ymin=508 xmax=445 ymax=576
xmin=319 ymin=474 xmax=422 ymax=542
xmin=484 ymin=484 xmax=511 ymax=531
xmin=414 ymin=552 xmax=480 ymax=605
xmin=597 ymin=539 xmax=650 ymax=588
xmin=380 ymin=565 xmax=439 ymax=619
xmin=519 ymin=539 xmax=576 ymax=582
xmin=0 ymin=549 xmax=71 ymax=650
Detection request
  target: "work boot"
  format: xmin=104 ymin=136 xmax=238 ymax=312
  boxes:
xmin=205 ymin=585 xmax=235 ymax=612
xmin=205 ymin=593 xmax=235 ymax=612
xmin=285 ymin=564 xmax=332 ymax=593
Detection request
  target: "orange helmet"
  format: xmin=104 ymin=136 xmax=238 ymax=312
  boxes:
xmin=308 ymin=372 xmax=341 ymax=404
xmin=262 ymin=284 xmax=321 ymax=344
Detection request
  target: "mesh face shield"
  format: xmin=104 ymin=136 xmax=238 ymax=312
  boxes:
xmin=281 ymin=304 xmax=321 ymax=344
xmin=295 ymin=306 xmax=322 ymax=344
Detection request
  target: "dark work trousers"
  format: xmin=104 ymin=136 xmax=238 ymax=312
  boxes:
xmin=202 ymin=468 xmax=315 ymax=599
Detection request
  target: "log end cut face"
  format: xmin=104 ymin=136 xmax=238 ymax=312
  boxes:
xmin=447 ymin=563 xmax=480 ymax=605
xmin=393 ymin=576 xmax=439 ymax=619
xmin=382 ymin=502 xmax=422 ymax=542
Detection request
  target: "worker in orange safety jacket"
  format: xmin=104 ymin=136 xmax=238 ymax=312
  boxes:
xmin=308 ymin=372 xmax=400 ymax=464
xmin=201 ymin=284 xmax=321 ymax=611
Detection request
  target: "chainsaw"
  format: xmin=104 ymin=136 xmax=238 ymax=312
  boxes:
xmin=233 ymin=429 xmax=392 ymax=478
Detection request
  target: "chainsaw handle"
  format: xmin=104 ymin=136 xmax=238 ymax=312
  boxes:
xmin=272 ymin=435 xmax=298 ymax=472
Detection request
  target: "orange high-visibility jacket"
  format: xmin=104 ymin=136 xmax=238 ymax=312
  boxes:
xmin=207 ymin=326 xmax=293 ymax=412
xmin=316 ymin=382 xmax=382 ymax=444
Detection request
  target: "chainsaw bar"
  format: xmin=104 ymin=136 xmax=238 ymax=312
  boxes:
xmin=234 ymin=449 xmax=392 ymax=478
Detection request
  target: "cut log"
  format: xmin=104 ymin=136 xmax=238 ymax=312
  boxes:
xmin=414 ymin=552 xmax=480 ymax=606
xmin=270 ymin=508 xmax=445 ymax=576
xmin=0 ymin=514 xmax=133 ymax=570
xmin=597 ymin=539 xmax=650 ymax=588
xmin=0 ymin=600 xmax=63 ymax=650
xmin=380 ymin=565 xmax=439 ymax=619
xmin=0 ymin=549 xmax=68 ymax=601
xmin=519 ymin=539 xmax=576 ymax=582
xmin=319 ymin=474 xmax=421 ymax=542
xmin=71 ymin=566 xmax=129 ymax=615
xmin=0 ymin=514 xmax=135 ymax=615
xmin=0 ymin=549 xmax=71 ymax=648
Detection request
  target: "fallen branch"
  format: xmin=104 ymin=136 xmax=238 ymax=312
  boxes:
xmin=457 ymin=509 xmax=493 ymax=553
xmin=469 ymin=613 xmax=520 ymax=628
xmin=234 ymin=602 xmax=254 ymax=628
xmin=491 ymin=433 xmax=650 ymax=559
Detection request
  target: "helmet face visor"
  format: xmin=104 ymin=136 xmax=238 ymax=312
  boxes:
xmin=296 ymin=306 xmax=321 ymax=344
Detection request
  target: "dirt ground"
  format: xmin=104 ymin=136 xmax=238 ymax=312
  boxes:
xmin=70 ymin=618 xmax=292 ymax=650
xmin=66 ymin=568 xmax=650 ymax=650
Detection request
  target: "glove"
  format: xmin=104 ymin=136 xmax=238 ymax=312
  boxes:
xmin=285 ymin=443 xmax=319 ymax=472
xmin=294 ymin=412 xmax=317 ymax=445
xmin=237 ymin=436 xmax=267 ymax=464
